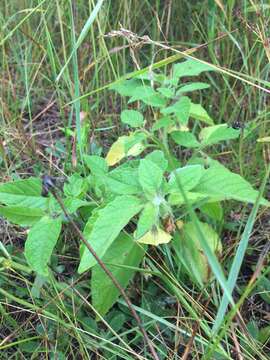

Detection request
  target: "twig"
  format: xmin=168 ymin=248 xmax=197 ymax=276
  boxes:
xmin=44 ymin=176 xmax=159 ymax=360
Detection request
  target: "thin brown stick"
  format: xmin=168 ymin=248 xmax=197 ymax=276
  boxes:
xmin=49 ymin=187 xmax=159 ymax=360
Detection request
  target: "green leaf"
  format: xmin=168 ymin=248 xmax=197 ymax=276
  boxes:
xmin=0 ymin=206 xmax=44 ymax=226
xmin=84 ymin=155 xmax=108 ymax=176
xmin=157 ymin=87 xmax=175 ymax=98
xmin=64 ymin=174 xmax=88 ymax=198
xmin=135 ymin=202 xmax=158 ymax=239
xmin=173 ymin=59 xmax=215 ymax=78
xmin=128 ymin=86 xmax=167 ymax=107
xmin=0 ymin=178 xmax=47 ymax=209
xmin=63 ymin=198 xmax=91 ymax=214
xmin=25 ymin=216 xmax=62 ymax=276
xmin=176 ymin=82 xmax=210 ymax=94
xmin=190 ymin=103 xmax=214 ymax=125
xmin=78 ymin=195 xmax=143 ymax=273
xmin=174 ymin=221 xmax=222 ymax=285
xmin=106 ymin=166 xmax=141 ymax=195
xmin=171 ymin=131 xmax=200 ymax=148
xmin=138 ymin=159 xmax=163 ymax=195
xmin=91 ymin=232 xmax=145 ymax=317
xmin=168 ymin=191 xmax=209 ymax=206
xmin=168 ymin=165 xmax=204 ymax=193
xmin=120 ymin=109 xmax=144 ymax=128
xmin=194 ymin=163 xmax=270 ymax=205
xmin=152 ymin=116 xmax=174 ymax=131
xmin=200 ymin=202 xmax=223 ymax=222
xmin=199 ymin=124 xmax=240 ymax=146
xmin=161 ymin=96 xmax=191 ymax=125
xmin=145 ymin=150 xmax=168 ymax=171
xmin=109 ymin=78 xmax=141 ymax=96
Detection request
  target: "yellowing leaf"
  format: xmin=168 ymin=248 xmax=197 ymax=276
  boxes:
xmin=127 ymin=142 xmax=144 ymax=156
xmin=105 ymin=137 xmax=126 ymax=166
xmin=257 ymin=136 xmax=270 ymax=143
xmin=105 ymin=133 xmax=145 ymax=166
xmin=137 ymin=227 xmax=171 ymax=245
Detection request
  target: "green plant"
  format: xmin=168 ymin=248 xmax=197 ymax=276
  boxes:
xmin=0 ymin=59 xmax=269 ymax=318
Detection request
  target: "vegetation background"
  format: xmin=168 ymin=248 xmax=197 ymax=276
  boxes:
xmin=1 ymin=0 xmax=270 ymax=359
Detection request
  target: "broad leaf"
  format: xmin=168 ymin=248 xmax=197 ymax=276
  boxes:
xmin=145 ymin=150 xmax=168 ymax=171
xmin=25 ymin=216 xmax=62 ymax=276
xmin=63 ymin=198 xmax=91 ymax=214
xmin=91 ymin=232 xmax=145 ymax=316
xmin=64 ymin=174 xmax=88 ymax=198
xmin=200 ymin=202 xmax=223 ymax=222
xmin=0 ymin=206 xmax=44 ymax=226
xmin=168 ymin=165 xmax=204 ymax=193
xmin=110 ymin=79 xmax=141 ymax=96
xmin=138 ymin=159 xmax=163 ymax=195
xmin=173 ymin=221 xmax=222 ymax=285
xmin=171 ymin=131 xmax=200 ymax=148
xmin=199 ymin=124 xmax=240 ymax=146
xmin=152 ymin=116 xmax=174 ymax=131
xmin=177 ymin=82 xmax=210 ymax=94
xmin=84 ymin=155 xmax=108 ymax=176
xmin=194 ymin=163 xmax=270 ymax=206
xmin=106 ymin=166 xmax=141 ymax=195
xmin=137 ymin=227 xmax=171 ymax=245
xmin=78 ymin=195 xmax=143 ymax=273
xmin=168 ymin=191 xmax=210 ymax=206
xmin=128 ymin=86 xmax=166 ymax=107
xmin=0 ymin=178 xmax=47 ymax=209
xmin=121 ymin=110 xmax=144 ymax=128
xmin=106 ymin=133 xmax=145 ymax=166
xmin=173 ymin=59 xmax=215 ymax=78
xmin=190 ymin=103 xmax=214 ymax=125
xmin=157 ymin=87 xmax=175 ymax=98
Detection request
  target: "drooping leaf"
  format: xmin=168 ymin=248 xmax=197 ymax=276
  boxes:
xmin=84 ymin=155 xmax=108 ymax=176
xmin=137 ymin=227 xmax=171 ymax=245
xmin=173 ymin=221 xmax=222 ymax=285
xmin=120 ymin=110 xmax=144 ymax=128
xmin=173 ymin=58 xmax=215 ymax=78
xmin=176 ymin=82 xmax=210 ymax=94
xmin=135 ymin=202 xmax=158 ymax=239
xmin=194 ymin=163 xmax=270 ymax=206
xmin=168 ymin=165 xmax=205 ymax=193
xmin=25 ymin=216 xmax=62 ymax=276
xmin=0 ymin=178 xmax=47 ymax=209
xmin=190 ymin=103 xmax=214 ymax=125
xmin=78 ymin=195 xmax=143 ymax=273
xmin=138 ymin=159 xmax=163 ymax=195
xmin=0 ymin=206 xmax=44 ymax=226
xmin=199 ymin=124 xmax=240 ymax=146
xmin=171 ymin=131 xmax=200 ymax=148
xmin=91 ymin=232 xmax=145 ymax=317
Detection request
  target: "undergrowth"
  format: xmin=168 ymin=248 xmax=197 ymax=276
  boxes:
xmin=1 ymin=1 xmax=270 ymax=359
